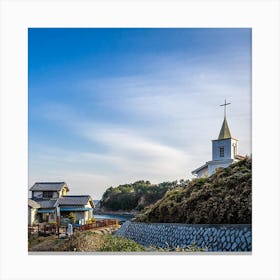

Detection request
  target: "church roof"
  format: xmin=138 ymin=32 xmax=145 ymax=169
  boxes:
xmin=218 ymin=117 xmax=232 ymax=139
xmin=191 ymin=163 xmax=208 ymax=175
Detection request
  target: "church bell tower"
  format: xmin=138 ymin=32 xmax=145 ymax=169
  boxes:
xmin=208 ymin=99 xmax=238 ymax=175
xmin=192 ymin=99 xmax=241 ymax=178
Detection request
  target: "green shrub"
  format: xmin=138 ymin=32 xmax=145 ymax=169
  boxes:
xmin=136 ymin=158 xmax=252 ymax=224
xmin=68 ymin=212 xmax=77 ymax=224
xmin=99 ymin=235 xmax=145 ymax=252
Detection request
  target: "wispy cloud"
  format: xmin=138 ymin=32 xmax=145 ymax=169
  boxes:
xmin=29 ymin=49 xmax=251 ymax=198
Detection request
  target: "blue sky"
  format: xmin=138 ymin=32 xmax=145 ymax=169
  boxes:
xmin=28 ymin=28 xmax=251 ymax=199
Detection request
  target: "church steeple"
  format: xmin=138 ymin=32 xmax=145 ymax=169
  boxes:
xmin=218 ymin=99 xmax=232 ymax=139
xmin=218 ymin=118 xmax=231 ymax=139
xmin=192 ymin=98 xmax=241 ymax=178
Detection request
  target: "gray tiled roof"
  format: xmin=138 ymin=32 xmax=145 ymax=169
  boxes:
xmin=28 ymin=199 xmax=40 ymax=208
xmin=36 ymin=199 xmax=58 ymax=208
xmin=57 ymin=195 xmax=92 ymax=206
xmin=29 ymin=182 xmax=68 ymax=191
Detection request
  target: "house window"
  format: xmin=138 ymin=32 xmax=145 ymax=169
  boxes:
xmin=43 ymin=191 xmax=53 ymax=198
xmin=219 ymin=147 xmax=224 ymax=157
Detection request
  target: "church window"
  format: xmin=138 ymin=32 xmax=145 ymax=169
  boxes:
xmin=219 ymin=147 xmax=224 ymax=157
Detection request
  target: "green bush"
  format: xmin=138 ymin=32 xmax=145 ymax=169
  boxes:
xmin=99 ymin=235 xmax=145 ymax=252
xmin=68 ymin=212 xmax=77 ymax=224
xmin=137 ymin=158 xmax=252 ymax=224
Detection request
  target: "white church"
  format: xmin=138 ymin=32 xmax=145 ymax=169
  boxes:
xmin=192 ymin=100 xmax=245 ymax=178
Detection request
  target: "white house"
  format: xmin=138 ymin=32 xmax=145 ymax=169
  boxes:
xmin=28 ymin=182 xmax=94 ymax=225
xmin=192 ymin=100 xmax=245 ymax=178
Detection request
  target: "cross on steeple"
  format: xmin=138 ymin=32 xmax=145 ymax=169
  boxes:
xmin=220 ymin=99 xmax=231 ymax=118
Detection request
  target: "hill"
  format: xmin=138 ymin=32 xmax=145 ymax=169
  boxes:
xmin=99 ymin=180 xmax=185 ymax=212
xmin=136 ymin=158 xmax=252 ymax=224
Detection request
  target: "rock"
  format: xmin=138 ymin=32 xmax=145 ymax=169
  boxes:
xmin=226 ymin=242 xmax=231 ymax=250
xmin=241 ymin=243 xmax=246 ymax=251
xmin=231 ymin=242 xmax=237 ymax=250
xmin=245 ymin=231 xmax=251 ymax=238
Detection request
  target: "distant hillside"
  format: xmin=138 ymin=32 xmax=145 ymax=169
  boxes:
xmin=136 ymin=158 xmax=252 ymax=224
xmin=99 ymin=180 xmax=186 ymax=212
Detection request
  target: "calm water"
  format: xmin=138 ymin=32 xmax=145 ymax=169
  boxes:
xmin=94 ymin=213 xmax=134 ymax=222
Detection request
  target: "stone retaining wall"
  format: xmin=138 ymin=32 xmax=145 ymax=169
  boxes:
xmin=115 ymin=221 xmax=252 ymax=252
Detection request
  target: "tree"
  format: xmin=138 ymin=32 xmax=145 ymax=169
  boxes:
xmin=68 ymin=212 xmax=77 ymax=224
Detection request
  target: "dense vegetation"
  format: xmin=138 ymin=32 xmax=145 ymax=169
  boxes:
xmin=137 ymin=158 xmax=252 ymax=224
xmin=99 ymin=180 xmax=188 ymax=211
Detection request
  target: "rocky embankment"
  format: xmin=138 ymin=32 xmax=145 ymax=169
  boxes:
xmin=115 ymin=221 xmax=252 ymax=252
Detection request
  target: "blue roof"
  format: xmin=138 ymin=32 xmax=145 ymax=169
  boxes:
xmin=60 ymin=207 xmax=92 ymax=211
xmin=37 ymin=209 xmax=55 ymax=213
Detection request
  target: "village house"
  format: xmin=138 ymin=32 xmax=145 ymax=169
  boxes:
xmin=28 ymin=182 xmax=94 ymax=226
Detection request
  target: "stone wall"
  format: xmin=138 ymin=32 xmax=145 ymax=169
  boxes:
xmin=115 ymin=221 xmax=252 ymax=252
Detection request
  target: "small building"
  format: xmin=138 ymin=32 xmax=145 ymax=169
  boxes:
xmin=28 ymin=182 xmax=94 ymax=225
xmin=57 ymin=195 xmax=94 ymax=224
xmin=192 ymin=100 xmax=246 ymax=178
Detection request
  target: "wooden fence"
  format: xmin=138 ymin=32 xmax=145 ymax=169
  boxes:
xmin=29 ymin=219 xmax=119 ymax=235
xmin=77 ymin=219 xmax=119 ymax=231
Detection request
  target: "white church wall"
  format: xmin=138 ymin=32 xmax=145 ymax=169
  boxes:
xmin=196 ymin=167 xmax=208 ymax=178
xmin=208 ymin=160 xmax=234 ymax=175
xmin=231 ymin=139 xmax=238 ymax=157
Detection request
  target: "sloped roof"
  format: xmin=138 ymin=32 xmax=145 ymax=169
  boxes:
xmin=218 ymin=118 xmax=232 ymax=139
xmin=36 ymin=199 xmax=58 ymax=208
xmin=235 ymin=155 xmax=246 ymax=160
xmin=191 ymin=163 xmax=208 ymax=175
xmin=28 ymin=199 xmax=40 ymax=208
xmin=29 ymin=182 xmax=69 ymax=192
xmin=56 ymin=195 xmax=94 ymax=207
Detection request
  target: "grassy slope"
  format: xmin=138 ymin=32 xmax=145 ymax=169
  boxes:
xmin=29 ymin=231 xmax=145 ymax=252
xmin=29 ymin=231 xmax=204 ymax=252
xmin=137 ymin=159 xmax=252 ymax=224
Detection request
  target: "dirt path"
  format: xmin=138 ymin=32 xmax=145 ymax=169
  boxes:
xmin=29 ymin=235 xmax=67 ymax=251
xmin=29 ymin=226 xmax=120 ymax=252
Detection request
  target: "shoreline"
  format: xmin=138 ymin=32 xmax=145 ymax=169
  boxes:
xmin=93 ymin=208 xmax=138 ymax=217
